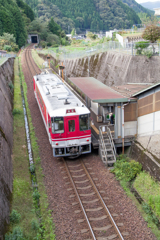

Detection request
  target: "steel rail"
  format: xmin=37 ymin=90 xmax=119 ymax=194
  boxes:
xmin=24 ymin=45 xmax=40 ymax=78
xmin=81 ymin=160 xmax=124 ymax=240
xmin=63 ymin=160 xmax=96 ymax=240
xmin=25 ymin=47 xmax=35 ymax=79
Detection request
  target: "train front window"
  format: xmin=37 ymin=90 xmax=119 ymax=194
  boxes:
xmin=79 ymin=114 xmax=90 ymax=131
xmin=52 ymin=117 xmax=64 ymax=134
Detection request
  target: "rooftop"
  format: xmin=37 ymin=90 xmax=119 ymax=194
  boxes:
xmin=69 ymin=77 xmax=131 ymax=103
xmin=111 ymin=83 xmax=152 ymax=98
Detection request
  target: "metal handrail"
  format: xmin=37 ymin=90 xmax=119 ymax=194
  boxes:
xmin=99 ymin=125 xmax=116 ymax=164
xmin=99 ymin=126 xmax=108 ymax=164
xmin=107 ymin=127 xmax=116 ymax=162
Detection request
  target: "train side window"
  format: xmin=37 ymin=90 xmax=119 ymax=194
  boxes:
xmin=79 ymin=114 xmax=90 ymax=131
xmin=68 ymin=120 xmax=75 ymax=132
xmin=52 ymin=117 xmax=64 ymax=134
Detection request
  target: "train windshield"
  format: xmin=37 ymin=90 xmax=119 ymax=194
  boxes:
xmin=52 ymin=117 xmax=64 ymax=134
xmin=79 ymin=114 xmax=90 ymax=131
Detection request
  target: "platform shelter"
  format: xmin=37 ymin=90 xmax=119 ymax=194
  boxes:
xmin=69 ymin=77 xmax=138 ymax=149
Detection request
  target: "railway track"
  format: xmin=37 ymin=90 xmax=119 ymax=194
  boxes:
xmin=24 ymin=44 xmax=41 ymax=77
xmin=22 ymin=46 xmax=126 ymax=240
xmin=21 ymin=45 xmax=156 ymax=240
xmin=62 ymin=158 xmax=126 ymax=240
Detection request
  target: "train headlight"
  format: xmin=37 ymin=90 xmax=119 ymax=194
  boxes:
xmin=86 ymin=139 xmax=89 ymax=142
xmin=56 ymin=142 xmax=59 ymax=145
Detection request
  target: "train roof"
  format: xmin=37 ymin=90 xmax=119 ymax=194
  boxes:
xmin=34 ymin=73 xmax=90 ymax=117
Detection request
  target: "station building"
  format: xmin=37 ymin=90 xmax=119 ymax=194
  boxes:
xmin=68 ymin=77 xmax=160 ymax=150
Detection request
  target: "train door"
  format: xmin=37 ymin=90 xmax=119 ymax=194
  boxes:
xmin=66 ymin=117 xmax=78 ymax=138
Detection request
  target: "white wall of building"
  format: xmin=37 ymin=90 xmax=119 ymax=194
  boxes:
xmin=138 ymin=111 xmax=160 ymax=136
xmin=124 ymin=121 xmax=137 ymax=136
xmin=91 ymin=101 xmax=98 ymax=115
xmin=116 ymin=33 xmax=124 ymax=46
xmin=154 ymin=8 xmax=160 ymax=16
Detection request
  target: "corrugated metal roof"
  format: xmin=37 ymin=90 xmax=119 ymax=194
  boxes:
xmin=69 ymin=77 xmax=130 ymax=103
xmin=111 ymin=83 xmax=152 ymax=97
xmin=132 ymin=82 xmax=160 ymax=97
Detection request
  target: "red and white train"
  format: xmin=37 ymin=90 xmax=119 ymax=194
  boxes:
xmin=33 ymin=72 xmax=91 ymax=157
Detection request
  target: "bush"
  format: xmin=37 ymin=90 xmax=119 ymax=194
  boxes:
xmin=111 ymin=155 xmax=142 ymax=181
xmin=10 ymin=210 xmax=21 ymax=225
xmin=4 ymin=45 xmax=12 ymax=52
xmin=32 ymin=189 xmax=40 ymax=201
xmin=8 ymin=82 xmax=14 ymax=90
xmin=31 ymin=219 xmax=39 ymax=231
xmin=142 ymin=49 xmax=152 ymax=58
xmin=47 ymin=42 xmax=52 ymax=47
xmin=46 ymin=34 xmax=60 ymax=45
xmin=12 ymin=109 xmax=21 ymax=116
xmin=40 ymin=41 xmax=46 ymax=48
xmin=135 ymin=41 xmax=149 ymax=55
xmin=5 ymin=226 xmax=25 ymax=240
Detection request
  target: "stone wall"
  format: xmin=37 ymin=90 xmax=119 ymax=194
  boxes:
xmin=0 ymin=58 xmax=14 ymax=238
xmin=129 ymin=142 xmax=160 ymax=182
xmin=65 ymin=51 xmax=160 ymax=86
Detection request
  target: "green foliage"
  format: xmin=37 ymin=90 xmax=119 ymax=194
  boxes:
xmin=143 ymin=49 xmax=153 ymax=58
xmin=48 ymin=17 xmax=61 ymax=36
xmin=134 ymin=172 xmax=160 ymax=219
xmin=87 ymin=32 xmax=97 ymax=40
xmin=0 ymin=0 xmax=27 ymax=48
xmin=71 ymin=28 xmax=75 ymax=37
xmin=8 ymin=82 xmax=14 ymax=90
xmin=121 ymin=0 xmax=154 ymax=15
xmin=31 ymin=219 xmax=39 ymax=231
xmin=12 ymin=109 xmax=21 ymax=116
xmin=29 ymin=164 xmax=35 ymax=174
xmin=33 ymin=189 xmax=40 ymax=201
xmin=5 ymin=227 xmax=25 ymax=240
xmin=142 ymin=203 xmax=159 ymax=226
xmin=16 ymin=0 xmax=34 ymax=21
xmin=111 ymin=155 xmax=142 ymax=181
xmin=135 ymin=41 xmax=149 ymax=54
xmin=10 ymin=210 xmax=21 ymax=225
xmin=3 ymin=45 xmax=11 ymax=52
xmin=23 ymin=0 xmax=141 ymax=32
xmin=142 ymin=25 xmax=160 ymax=43
xmin=0 ymin=33 xmax=19 ymax=52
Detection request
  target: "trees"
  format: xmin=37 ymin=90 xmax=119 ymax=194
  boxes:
xmin=142 ymin=25 xmax=160 ymax=54
xmin=0 ymin=0 xmax=27 ymax=48
xmin=142 ymin=25 xmax=160 ymax=43
xmin=48 ymin=17 xmax=61 ymax=35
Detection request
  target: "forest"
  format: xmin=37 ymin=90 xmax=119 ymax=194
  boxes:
xmin=120 ymin=0 xmax=154 ymax=16
xmin=0 ymin=0 xmax=34 ymax=48
xmin=22 ymin=0 xmax=147 ymax=32
xmin=0 ymin=0 xmax=154 ymax=51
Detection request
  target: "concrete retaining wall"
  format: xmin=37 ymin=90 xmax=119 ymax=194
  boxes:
xmin=129 ymin=142 xmax=160 ymax=182
xmin=65 ymin=51 xmax=160 ymax=86
xmin=0 ymin=58 xmax=14 ymax=238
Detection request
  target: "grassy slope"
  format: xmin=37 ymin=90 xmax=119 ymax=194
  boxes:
xmin=19 ymin=52 xmax=56 ymax=239
xmin=9 ymin=57 xmax=38 ymax=238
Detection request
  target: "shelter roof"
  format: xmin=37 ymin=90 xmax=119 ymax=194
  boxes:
xmin=131 ymin=82 xmax=160 ymax=96
xmin=111 ymin=83 xmax=152 ymax=98
xmin=69 ymin=77 xmax=131 ymax=103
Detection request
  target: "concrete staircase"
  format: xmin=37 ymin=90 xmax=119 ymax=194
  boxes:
xmin=99 ymin=125 xmax=116 ymax=166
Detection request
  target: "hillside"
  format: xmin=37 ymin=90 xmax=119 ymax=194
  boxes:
xmin=23 ymin=0 xmax=141 ymax=32
xmin=140 ymin=1 xmax=160 ymax=10
xmin=0 ymin=0 xmax=34 ymax=48
xmin=121 ymin=0 xmax=154 ymax=15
